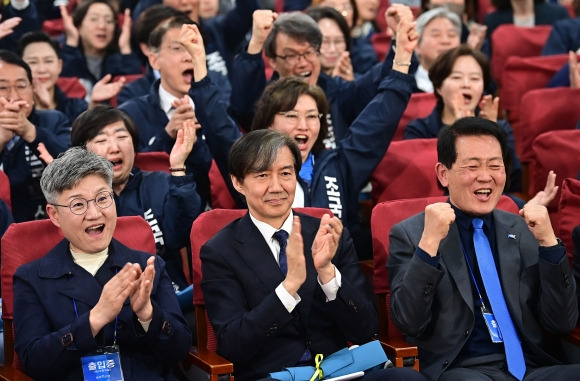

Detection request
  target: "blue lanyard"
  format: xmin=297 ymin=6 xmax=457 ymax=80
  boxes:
xmin=71 ymin=268 xmax=119 ymax=347
xmin=460 ymin=241 xmax=488 ymax=311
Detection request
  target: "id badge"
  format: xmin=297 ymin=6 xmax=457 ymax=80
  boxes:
xmin=481 ymin=306 xmax=503 ymax=344
xmin=81 ymin=345 xmax=124 ymax=381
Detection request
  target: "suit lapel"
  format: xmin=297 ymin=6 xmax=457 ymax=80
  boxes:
xmin=235 ymin=213 xmax=287 ymax=292
xmin=233 ymin=213 xmax=319 ymax=320
xmin=440 ymin=223 xmax=474 ymax=312
xmin=492 ymin=210 xmax=523 ymax=326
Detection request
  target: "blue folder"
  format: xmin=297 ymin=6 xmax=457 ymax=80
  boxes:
xmin=269 ymin=340 xmax=387 ymax=381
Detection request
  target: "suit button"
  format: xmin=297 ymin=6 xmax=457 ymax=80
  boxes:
xmin=563 ymin=274 xmax=570 ymax=288
xmin=424 ymin=282 xmax=433 ymax=296
xmin=464 ymin=330 xmax=469 ymax=337
xmin=61 ymin=333 xmax=73 ymax=346
xmin=348 ymin=300 xmax=358 ymax=312
xmin=162 ymin=321 xmax=172 ymax=335
xmin=443 ymin=360 xmax=449 ymax=366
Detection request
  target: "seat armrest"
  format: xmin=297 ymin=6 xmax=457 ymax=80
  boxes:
xmin=563 ymin=324 xmax=580 ymax=347
xmin=0 ymin=366 xmax=34 ymax=381
xmin=379 ymin=338 xmax=419 ymax=370
xmin=184 ymin=346 xmax=234 ymax=375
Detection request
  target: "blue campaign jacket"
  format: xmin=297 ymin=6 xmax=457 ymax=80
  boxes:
xmin=115 ymin=167 xmax=202 ymax=289
xmin=54 ymin=85 xmax=88 ymax=123
xmin=133 ymin=0 xmax=257 ymax=82
xmin=118 ymin=79 xmax=213 ymax=208
xmin=192 ymin=70 xmax=413 ymax=233
xmin=14 ymin=238 xmax=191 ymax=381
xmin=0 ymin=1 xmax=40 ymax=52
xmin=60 ymin=43 xmax=143 ymax=86
xmin=228 ymin=43 xmax=405 ymax=142
xmin=404 ymin=107 xmax=523 ymax=193
xmin=0 ymin=199 xmax=13 ymax=253
xmin=0 ymin=109 xmax=70 ymax=222
xmin=541 ymin=17 xmax=580 ymax=56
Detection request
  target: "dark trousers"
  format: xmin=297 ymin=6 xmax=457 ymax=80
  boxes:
xmin=440 ymin=360 xmax=580 ymax=381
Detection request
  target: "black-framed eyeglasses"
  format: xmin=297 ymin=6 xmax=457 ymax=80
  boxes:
xmin=51 ymin=191 xmax=114 ymax=215
xmin=274 ymin=49 xmax=319 ymax=66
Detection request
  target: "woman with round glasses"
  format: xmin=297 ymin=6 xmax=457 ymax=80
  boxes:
xmin=58 ymin=0 xmax=141 ymax=94
xmin=182 ymin=19 xmax=417 ymax=258
xmin=69 ymin=105 xmax=202 ymax=292
xmin=14 ymin=147 xmax=191 ymax=381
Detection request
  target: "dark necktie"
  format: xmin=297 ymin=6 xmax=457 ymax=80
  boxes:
xmin=472 ymin=218 xmax=526 ymax=380
xmin=272 ymin=230 xmax=289 ymax=275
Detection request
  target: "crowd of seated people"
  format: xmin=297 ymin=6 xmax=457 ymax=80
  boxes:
xmin=0 ymin=0 xmax=578 ymax=379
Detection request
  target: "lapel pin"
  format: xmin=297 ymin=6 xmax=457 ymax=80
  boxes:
xmin=507 ymin=234 xmax=517 ymax=240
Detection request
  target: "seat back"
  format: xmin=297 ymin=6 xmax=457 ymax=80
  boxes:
xmin=491 ymin=25 xmax=552 ymax=87
xmin=558 ymin=178 xmax=580 ymax=263
xmin=517 ymin=88 xmax=580 ymax=162
xmin=370 ymin=33 xmax=392 ymax=63
xmin=395 ymin=94 xmax=437 ymax=141
xmin=209 ymin=160 xmax=237 ymax=209
xmin=110 ymin=74 xmax=145 ymax=107
xmin=0 ymin=170 xmax=11 ymax=211
xmin=191 ymin=207 xmax=333 ymax=352
xmin=134 ymin=151 xmax=170 ymax=173
xmin=501 ymin=54 xmax=570 ymax=127
xmin=477 ymin=0 xmax=495 ymax=23
xmin=371 ymin=195 xmax=519 ymax=340
xmin=370 ymin=138 xmax=441 ymax=205
xmin=530 ymin=130 xmax=580 ymax=232
xmin=1 ymin=216 xmax=156 ymax=369
xmin=56 ymin=77 xmax=87 ymax=99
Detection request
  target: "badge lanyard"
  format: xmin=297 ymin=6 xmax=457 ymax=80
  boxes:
xmin=71 ymin=268 xmax=119 ymax=348
xmin=71 ymin=269 xmax=125 ymax=381
xmin=460 ymin=241 xmax=504 ymax=344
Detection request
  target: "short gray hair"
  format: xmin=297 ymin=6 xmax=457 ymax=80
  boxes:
xmin=40 ymin=147 xmax=114 ymax=204
xmin=264 ymin=12 xmax=322 ymax=59
xmin=416 ymin=6 xmax=462 ymax=42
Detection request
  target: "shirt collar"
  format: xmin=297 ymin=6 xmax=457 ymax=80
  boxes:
xmin=415 ymin=64 xmax=433 ymax=93
xmin=158 ymin=84 xmax=195 ymax=117
xmin=250 ymin=210 xmax=294 ymax=243
xmin=449 ymin=200 xmax=493 ymax=232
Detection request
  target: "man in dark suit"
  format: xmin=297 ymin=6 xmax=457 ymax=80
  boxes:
xmin=388 ymin=117 xmax=580 ymax=381
xmin=200 ymin=129 xmax=425 ymax=381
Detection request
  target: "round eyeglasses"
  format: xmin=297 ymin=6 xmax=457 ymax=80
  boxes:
xmin=277 ymin=111 xmax=323 ymax=127
xmin=51 ymin=191 xmax=114 ymax=215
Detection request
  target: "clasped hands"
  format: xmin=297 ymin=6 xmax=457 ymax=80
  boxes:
xmin=282 ymin=214 xmax=342 ymax=296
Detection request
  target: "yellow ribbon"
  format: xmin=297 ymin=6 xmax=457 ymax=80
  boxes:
xmin=309 ymin=353 xmax=324 ymax=381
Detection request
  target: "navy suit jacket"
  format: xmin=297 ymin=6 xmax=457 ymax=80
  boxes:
xmin=13 ymin=238 xmax=191 ymax=381
xmin=201 ymin=211 xmax=377 ymax=381
xmin=388 ymin=209 xmax=578 ymax=381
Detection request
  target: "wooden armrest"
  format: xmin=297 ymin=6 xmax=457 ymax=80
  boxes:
xmin=563 ymin=325 xmax=580 ymax=347
xmin=379 ymin=337 xmax=420 ymax=370
xmin=185 ymin=346 xmax=234 ymax=376
xmin=379 ymin=337 xmax=418 ymax=359
xmin=359 ymin=260 xmax=373 ymax=277
xmin=0 ymin=366 xmax=33 ymax=381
